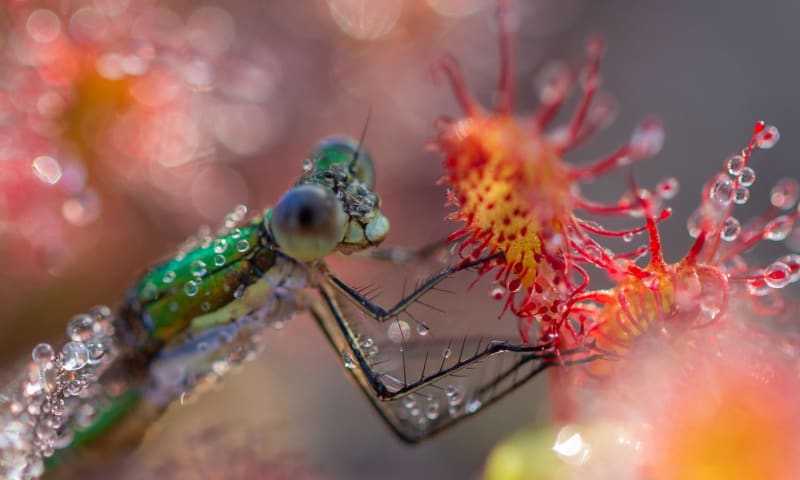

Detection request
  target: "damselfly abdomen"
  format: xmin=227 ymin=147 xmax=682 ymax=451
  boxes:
xmin=0 ymin=136 xmax=577 ymax=479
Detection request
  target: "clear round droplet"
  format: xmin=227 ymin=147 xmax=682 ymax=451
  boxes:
xmin=733 ymin=185 xmax=750 ymax=205
xmin=490 ymin=285 xmax=505 ymax=300
xmin=214 ymin=254 xmax=226 ymax=267
xmin=738 ymin=167 xmax=756 ymax=187
xmin=213 ymin=238 xmax=228 ymax=253
xmin=190 ymin=260 xmax=207 ymax=277
xmin=764 ymin=262 xmax=792 ymax=289
xmin=32 ymin=343 xmax=55 ymax=365
xmin=416 ymin=324 xmax=430 ymax=336
xmin=163 ymin=271 xmax=176 ymax=284
xmin=720 ymin=217 xmax=741 ymax=241
xmin=59 ymin=342 xmax=89 ymax=371
xmin=402 ymin=396 xmax=416 ymax=409
xmin=765 ymin=216 xmax=794 ymax=241
xmin=442 ymin=347 xmax=452 ymax=359
xmin=387 ymin=320 xmax=411 ymax=343
xmin=184 ymin=280 xmax=199 ymax=297
xmin=302 ymin=158 xmax=313 ymax=172
xmin=778 ymin=254 xmax=800 ymax=283
xmin=66 ymin=314 xmax=95 ymax=342
xmin=726 ymin=154 xmax=745 ymax=176
xmin=553 ymin=425 xmax=591 ymax=465
xmin=236 ymin=239 xmax=250 ymax=252
xmin=425 ymin=401 xmax=440 ymax=420
xmin=710 ymin=178 xmax=734 ymax=205
xmin=622 ymin=232 xmax=635 ymax=243
xmin=771 ymin=178 xmax=800 ymax=210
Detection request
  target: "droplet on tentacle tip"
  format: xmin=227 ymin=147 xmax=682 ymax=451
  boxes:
xmin=655 ymin=177 xmax=679 ymax=200
xmin=756 ymin=124 xmax=780 ymax=149
xmin=763 ymin=262 xmax=792 ymax=289
xmin=738 ymin=167 xmax=756 ymax=187
xmin=710 ymin=178 xmax=734 ymax=205
xmin=629 ymin=118 xmax=665 ymax=159
xmin=32 ymin=343 xmax=55 ymax=365
xmin=764 ymin=216 xmax=794 ymax=241
xmin=720 ymin=217 xmax=741 ymax=241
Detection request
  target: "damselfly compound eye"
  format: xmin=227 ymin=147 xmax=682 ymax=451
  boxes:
xmin=269 ymin=184 xmax=346 ymax=261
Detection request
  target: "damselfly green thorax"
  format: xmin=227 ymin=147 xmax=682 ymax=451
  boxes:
xmin=1 ymin=135 xmax=579 ymax=479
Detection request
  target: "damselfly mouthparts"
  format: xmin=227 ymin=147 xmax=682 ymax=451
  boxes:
xmin=0 ymin=135 xmax=591 ymax=479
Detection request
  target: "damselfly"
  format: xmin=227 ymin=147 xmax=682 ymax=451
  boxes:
xmin=0 ymin=135 xmax=591 ymax=479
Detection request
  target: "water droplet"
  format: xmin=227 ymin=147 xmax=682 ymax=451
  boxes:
xmin=190 ymin=260 xmax=207 ymax=277
xmin=442 ymin=347 xmax=452 ymax=359
xmin=87 ymin=343 xmax=105 ymax=364
xmin=687 ymin=208 xmax=703 ymax=238
xmin=214 ymin=254 xmax=226 ymax=267
xmin=402 ymin=396 xmax=416 ymax=409
xmin=710 ymin=178 xmax=733 ymax=204
xmin=360 ymin=337 xmax=374 ymax=348
xmin=764 ymin=262 xmax=792 ymax=289
xmin=302 ymin=158 xmax=313 ymax=172
xmin=771 ymin=178 xmax=800 ymax=210
xmin=184 ymin=280 xmax=199 ymax=297
xmin=231 ymin=228 xmax=242 ymax=238
xmin=59 ymin=342 xmax=88 ymax=371
xmin=416 ymin=323 xmax=430 ymax=336
xmin=765 ymin=216 xmax=794 ymax=241
xmin=756 ymin=124 xmax=780 ymax=149
xmin=739 ymin=167 xmax=756 ymax=187
xmin=656 ymin=177 xmax=679 ymax=199
xmin=233 ymin=284 xmax=246 ymax=299
xmin=747 ymin=278 xmax=769 ymax=297
xmin=622 ymin=232 xmax=635 ymax=243
xmin=387 ymin=320 xmax=411 ymax=343
xmin=629 ymin=118 xmax=664 ymax=158
xmin=425 ymin=401 xmax=440 ymax=420
xmin=66 ymin=314 xmax=95 ymax=342
xmin=445 ymin=384 xmax=464 ymax=406
xmin=163 ymin=271 xmax=176 ymax=284
xmin=213 ymin=238 xmax=228 ymax=253
xmin=553 ymin=425 xmax=591 ymax=465
xmin=236 ymin=239 xmax=250 ymax=252
xmin=465 ymin=398 xmax=483 ymax=413
xmin=31 ymin=343 xmax=55 ymax=365
xmin=720 ymin=217 xmax=741 ymax=241
xmin=32 ymin=155 xmax=62 ymax=185
xmin=733 ymin=185 xmax=750 ymax=205
xmin=342 ymin=350 xmax=356 ymax=369
xmin=726 ymin=154 xmax=745 ymax=176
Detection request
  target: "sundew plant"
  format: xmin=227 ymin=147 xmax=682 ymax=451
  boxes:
xmin=1 ymin=1 xmax=800 ymax=480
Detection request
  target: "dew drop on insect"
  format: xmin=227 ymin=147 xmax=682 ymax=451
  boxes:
xmin=445 ymin=384 xmax=464 ymax=406
xmin=213 ymin=238 xmax=228 ymax=253
xmin=236 ymin=239 xmax=250 ymax=252
xmin=302 ymin=158 xmax=313 ymax=172
xmin=184 ymin=280 xmax=199 ymax=297
xmin=402 ymin=396 xmax=417 ymax=410
xmin=32 ymin=343 xmax=55 ymax=365
xmin=442 ymin=347 xmax=452 ymax=359
xmin=87 ymin=343 xmax=105 ymax=364
xmin=765 ymin=216 xmax=794 ymax=241
xmin=360 ymin=337 xmax=374 ymax=349
xmin=190 ymin=260 xmax=207 ymax=278
xmin=710 ymin=178 xmax=733 ymax=205
xmin=738 ymin=167 xmax=756 ymax=187
xmin=342 ymin=350 xmax=356 ymax=369
xmin=720 ymin=217 xmax=741 ymax=241
xmin=387 ymin=320 xmax=411 ymax=343
xmin=655 ymin=177 xmax=679 ymax=200
xmin=771 ymin=178 xmax=800 ymax=210
xmin=553 ymin=425 xmax=591 ymax=465
xmin=214 ymin=254 xmax=226 ymax=267
xmin=764 ymin=262 xmax=792 ymax=289
xmin=66 ymin=315 xmax=94 ymax=342
xmin=163 ymin=271 xmax=176 ymax=284
xmin=231 ymin=227 xmax=242 ymax=239
xmin=425 ymin=401 xmax=440 ymax=421
xmin=465 ymin=398 xmax=483 ymax=414
xmin=59 ymin=342 xmax=88 ymax=371
xmin=490 ymin=285 xmax=505 ymax=300
xmin=726 ymin=154 xmax=745 ymax=176
xmin=756 ymin=124 xmax=780 ymax=149
xmin=416 ymin=323 xmax=430 ymax=336
xmin=733 ymin=185 xmax=750 ymax=205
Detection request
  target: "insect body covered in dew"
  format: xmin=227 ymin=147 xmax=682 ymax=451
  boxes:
xmin=2 ymin=132 xmax=570 ymax=480
xmin=434 ymin=4 xmax=666 ymax=343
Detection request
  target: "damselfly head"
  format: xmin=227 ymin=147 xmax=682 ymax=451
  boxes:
xmin=268 ymin=136 xmax=389 ymax=261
